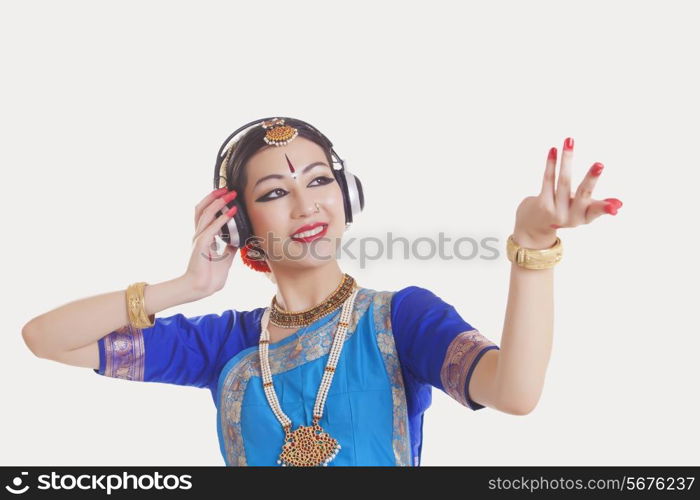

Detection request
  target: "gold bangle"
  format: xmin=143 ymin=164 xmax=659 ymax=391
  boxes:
xmin=126 ymin=282 xmax=155 ymax=328
xmin=506 ymin=234 xmax=563 ymax=270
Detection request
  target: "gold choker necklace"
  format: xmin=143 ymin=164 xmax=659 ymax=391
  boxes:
xmin=269 ymin=273 xmax=357 ymax=328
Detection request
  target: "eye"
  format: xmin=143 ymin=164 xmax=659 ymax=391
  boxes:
xmin=310 ymin=176 xmax=335 ymax=187
xmin=257 ymin=188 xmax=287 ymax=202
xmin=256 ymin=176 xmax=335 ymax=202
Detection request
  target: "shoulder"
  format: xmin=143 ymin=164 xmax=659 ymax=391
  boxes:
xmin=219 ymin=306 xmax=268 ymax=348
xmin=356 ymin=285 xmax=447 ymax=323
xmin=354 ymin=284 xmax=441 ymax=304
xmin=179 ymin=307 xmax=262 ymax=332
xmin=158 ymin=307 xmax=266 ymax=348
xmin=390 ymin=285 xmax=437 ymax=304
xmin=362 ymin=285 xmax=443 ymax=311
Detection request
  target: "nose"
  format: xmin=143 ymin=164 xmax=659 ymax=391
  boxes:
xmin=291 ymin=189 xmax=319 ymax=219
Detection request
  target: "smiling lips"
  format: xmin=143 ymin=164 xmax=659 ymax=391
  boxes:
xmin=291 ymin=222 xmax=328 ymax=242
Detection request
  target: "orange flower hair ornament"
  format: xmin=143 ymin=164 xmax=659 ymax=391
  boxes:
xmin=240 ymin=243 xmax=272 ymax=273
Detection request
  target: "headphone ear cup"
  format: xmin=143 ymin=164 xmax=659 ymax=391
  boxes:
xmin=218 ymin=198 xmax=251 ymax=249
xmin=236 ymin=205 xmax=253 ymax=247
xmin=331 ymin=167 xmax=351 ymax=225
xmin=335 ymin=164 xmax=364 ymax=225
xmin=352 ymin=174 xmax=365 ymax=213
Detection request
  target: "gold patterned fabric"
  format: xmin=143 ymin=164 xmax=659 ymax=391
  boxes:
xmin=99 ymin=324 xmax=145 ymax=381
xmin=441 ymin=329 xmax=499 ymax=409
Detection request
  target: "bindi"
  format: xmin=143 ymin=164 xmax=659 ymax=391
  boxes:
xmin=285 ymin=154 xmax=297 ymax=180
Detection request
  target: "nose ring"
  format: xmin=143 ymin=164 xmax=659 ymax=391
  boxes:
xmin=314 ymin=202 xmax=320 ymax=213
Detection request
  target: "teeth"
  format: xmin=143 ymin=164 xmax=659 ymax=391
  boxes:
xmin=292 ymin=225 xmax=325 ymax=238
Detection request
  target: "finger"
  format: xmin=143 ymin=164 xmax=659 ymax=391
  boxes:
xmin=556 ymin=137 xmax=574 ymax=212
xmin=584 ymin=197 xmax=623 ymax=224
xmin=570 ymin=162 xmax=604 ymax=223
xmin=574 ymin=162 xmax=604 ymax=200
xmin=193 ymin=196 xmax=229 ymax=243
xmin=197 ymin=204 xmax=238 ymax=246
xmin=539 ymin=147 xmax=557 ymax=204
xmin=194 ymin=187 xmax=229 ymax=228
xmin=194 ymin=190 xmax=238 ymax=240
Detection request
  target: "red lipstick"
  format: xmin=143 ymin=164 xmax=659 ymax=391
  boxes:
xmin=290 ymin=222 xmax=328 ymax=242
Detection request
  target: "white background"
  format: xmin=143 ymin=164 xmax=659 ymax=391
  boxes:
xmin=2 ymin=0 xmax=698 ymax=466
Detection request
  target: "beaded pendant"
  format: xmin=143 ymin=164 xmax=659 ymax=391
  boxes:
xmin=260 ymin=284 xmax=359 ymax=467
xmin=277 ymin=416 xmax=341 ymax=467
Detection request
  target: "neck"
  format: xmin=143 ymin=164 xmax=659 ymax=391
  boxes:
xmin=271 ymin=261 xmax=346 ymax=312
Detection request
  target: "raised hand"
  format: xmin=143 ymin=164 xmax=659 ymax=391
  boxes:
xmin=182 ymin=187 xmax=239 ymax=298
xmin=512 ymin=137 xmax=623 ymax=249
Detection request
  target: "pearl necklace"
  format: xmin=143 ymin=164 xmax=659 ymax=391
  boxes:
xmin=258 ymin=284 xmax=359 ymax=467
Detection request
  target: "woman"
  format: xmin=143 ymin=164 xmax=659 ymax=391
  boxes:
xmin=21 ymin=117 xmax=623 ymax=466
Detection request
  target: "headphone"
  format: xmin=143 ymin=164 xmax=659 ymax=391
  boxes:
xmin=212 ymin=116 xmax=365 ymax=249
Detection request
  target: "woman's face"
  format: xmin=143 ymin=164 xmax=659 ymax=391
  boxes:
xmin=243 ymin=136 xmax=345 ymax=271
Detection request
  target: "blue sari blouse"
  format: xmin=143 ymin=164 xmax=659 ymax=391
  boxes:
xmin=94 ymin=285 xmax=500 ymax=466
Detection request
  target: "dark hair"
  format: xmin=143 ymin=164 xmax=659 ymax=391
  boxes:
xmin=221 ymin=118 xmax=335 ymax=214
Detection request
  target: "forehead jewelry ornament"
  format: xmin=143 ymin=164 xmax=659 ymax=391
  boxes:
xmin=262 ymin=118 xmax=298 ymax=147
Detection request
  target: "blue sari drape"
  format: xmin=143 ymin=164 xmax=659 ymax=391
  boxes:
xmin=94 ymin=286 xmax=500 ymax=466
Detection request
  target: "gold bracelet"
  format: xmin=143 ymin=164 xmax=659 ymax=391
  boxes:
xmin=506 ymin=234 xmax=563 ymax=270
xmin=126 ymin=282 xmax=155 ymax=328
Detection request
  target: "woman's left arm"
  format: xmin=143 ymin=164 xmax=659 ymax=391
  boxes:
xmin=471 ymin=137 xmax=623 ymax=415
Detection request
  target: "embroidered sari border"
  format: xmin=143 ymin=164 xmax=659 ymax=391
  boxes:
xmin=102 ymin=324 xmax=145 ymax=381
xmin=440 ymin=329 xmax=499 ymax=410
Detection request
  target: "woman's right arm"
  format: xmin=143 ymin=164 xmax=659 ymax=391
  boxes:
xmin=21 ymin=186 xmax=241 ymax=370
xmin=21 ymin=275 xmax=205 ymax=367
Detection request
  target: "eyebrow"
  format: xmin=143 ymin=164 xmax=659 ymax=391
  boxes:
xmin=253 ymin=161 xmax=330 ymax=189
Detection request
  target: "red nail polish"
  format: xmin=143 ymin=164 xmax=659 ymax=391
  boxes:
xmin=226 ymin=205 xmax=238 ymax=217
xmin=590 ymin=162 xmax=604 ymax=176
xmin=223 ymin=190 xmax=238 ymax=202
xmin=548 ymin=147 xmax=557 ymax=161
xmin=550 ymin=224 xmax=560 ymax=229
xmin=604 ymin=202 xmax=618 ymax=215
xmin=564 ymin=137 xmax=574 ymax=151
xmin=604 ymin=197 xmax=623 ymax=208
xmin=213 ymin=187 xmax=228 ymax=196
